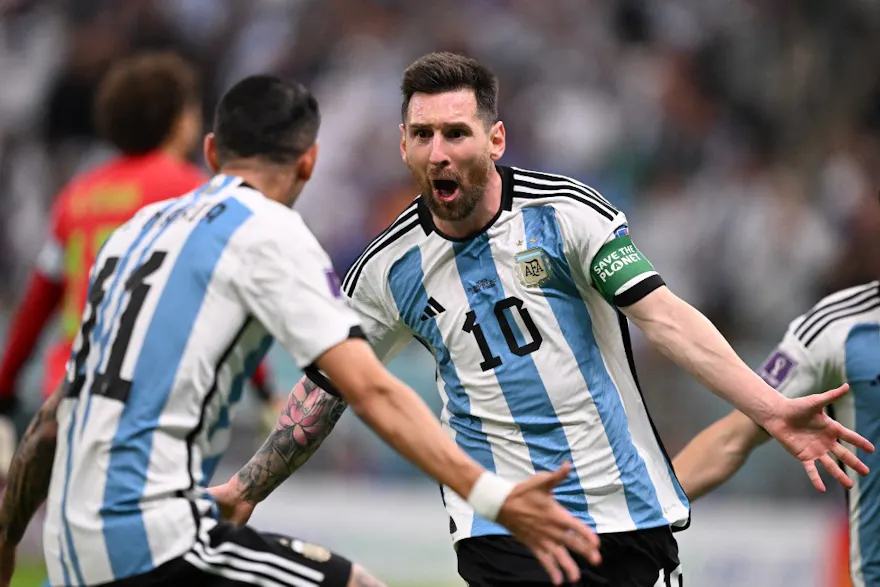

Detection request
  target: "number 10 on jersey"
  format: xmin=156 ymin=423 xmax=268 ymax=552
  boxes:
xmin=461 ymin=296 xmax=543 ymax=371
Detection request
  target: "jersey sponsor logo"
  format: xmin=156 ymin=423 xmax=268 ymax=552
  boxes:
xmin=613 ymin=224 xmax=629 ymax=238
xmin=759 ymin=349 xmax=797 ymax=389
xmin=514 ymin=247 xmax=552 ymax=288
xmin=420 ymin=296 xmax=446 ymax=321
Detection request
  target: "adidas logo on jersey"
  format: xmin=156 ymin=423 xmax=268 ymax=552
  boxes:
xmin=420 ymin=297 xmax=446 ymax=321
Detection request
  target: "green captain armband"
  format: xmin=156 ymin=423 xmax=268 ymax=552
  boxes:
xmin=590 ymin=234 xmax=663 ymax=306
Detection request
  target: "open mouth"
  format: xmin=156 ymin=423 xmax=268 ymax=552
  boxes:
xmin=432 ymin=179 xmax=460 ymax=203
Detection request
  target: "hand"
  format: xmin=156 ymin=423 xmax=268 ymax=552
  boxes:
xmin=207 ymin=482 xmax=255 ymax=525
xmin=497 ymin=463 xmax=601 ymax=585
xmin=0 ymin=540 xmax=16 ymax=587
xmin=763 ymin=384 xmax=875 ymax=492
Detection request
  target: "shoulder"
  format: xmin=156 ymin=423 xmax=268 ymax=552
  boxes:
xmin=506 ymin=166 xmax=621 ymax=225
xmin=341 ymin=198 xmax=424 ymax=299
xmin=787 ymin=282 xmax=880 ymax=350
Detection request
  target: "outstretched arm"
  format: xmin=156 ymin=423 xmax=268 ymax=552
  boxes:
xmin=623 ymin=287 xmax=872 ymax=492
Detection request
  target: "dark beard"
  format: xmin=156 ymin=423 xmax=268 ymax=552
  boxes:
xmin=419 ymin=159 xmax=492 ymax=222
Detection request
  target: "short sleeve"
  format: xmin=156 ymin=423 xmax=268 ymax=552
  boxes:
xmin=345 ymin=266 xmax=412 ymax=364
xmin=557 ymin=205 xmax=664 ymax=307
xmin=757 ymin=329 xmax=820 ymax=399
xmin=235 ymin=216 xmax=362 ymax=369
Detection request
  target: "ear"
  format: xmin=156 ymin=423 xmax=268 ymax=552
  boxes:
xmin=399 ymin=123 xmax=407 ymax=164
xmin=489 ymin=121 xmax=506 ymax=161
xmin=297 ymin=143 xmax=319 ymax=181
xmin=203 ymin=133 xmax=220 ymax=173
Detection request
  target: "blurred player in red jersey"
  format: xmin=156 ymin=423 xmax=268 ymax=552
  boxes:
xmin=0 ymin=53 xmax=280 ymax=469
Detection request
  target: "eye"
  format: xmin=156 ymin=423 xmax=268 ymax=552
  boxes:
xmin=446 ymin=128 xmax=467 ymax=140
xmin=414 ymin=129 xmax=431 ymax=139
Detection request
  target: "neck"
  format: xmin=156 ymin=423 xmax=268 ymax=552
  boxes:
xmin=433 ymin=167 xmax=503 ymax=239
xmin=219 ymin=163 xmax=295 ymax=207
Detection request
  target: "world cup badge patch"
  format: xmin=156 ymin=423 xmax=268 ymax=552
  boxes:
xmin=515 ymin=247 xmax=552 ymax=288
xmin=759 ymin=349 xmax=797 ymax=389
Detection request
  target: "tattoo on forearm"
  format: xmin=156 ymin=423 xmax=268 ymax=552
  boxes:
xmin=0 ymin=394 xmax=60 ymax=545
xmin=236 ymin=378 xmax=347 ymax=503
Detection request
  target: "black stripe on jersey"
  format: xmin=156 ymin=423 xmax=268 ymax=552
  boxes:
xmin=513 ymin=167 xmax=617 ymax=208
xmin=343 ymin=218 xmax=421 ymax=298
xmin=793 ymin=282 xmax=879 ymax=341
xmin=184 ymin=316 xmax=253 ymax=498
xmin=616 ymin=310 xmax=691 ymax=532
xmin=614 ymin=274 xmax=665 ymax=307
xmin=512 ymin=167 xmax=618 ymax=217
xmin=514 ymin=189 xmax=615 ymax=221
xmin=341 ymin=203 xmax=418 ymax=293
xmin=803 ymin=297 xmax=880 ymax=347
xmin=303 ymin=325 xmax=367 ymax=397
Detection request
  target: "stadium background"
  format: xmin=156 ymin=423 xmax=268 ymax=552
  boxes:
xmin=2 ymin=0 xmax=880 ymax=585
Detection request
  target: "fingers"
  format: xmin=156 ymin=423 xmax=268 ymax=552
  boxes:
xmin=803 ymin=460 xmax=826 ymax=493
xmin=819 ymin=453 xmax=853 ymax=489
xmin=811 ymin=384 xmax=851 ymax=408
xmin=831 ymin=442 xmax=869 ymax=476
xmin=532 ymin=546 xmax=563 ymax=585
xmin=562 ymin=527 xmax=602 ymax=566
xmin=528 ymin=462 xmax=572 ymax=492
xmin=835 ymin=423 xmax=875 ymax=454
xmin=552 ymin=543 xmax=582 ymax=584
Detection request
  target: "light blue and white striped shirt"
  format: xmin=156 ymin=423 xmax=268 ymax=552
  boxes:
xmin=43 ymin=175 xmax=360 ymax=586
xmin=341 ymin=165 xmax=690 ymax=541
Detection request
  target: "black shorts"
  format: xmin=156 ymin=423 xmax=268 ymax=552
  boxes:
xmin=456 ymin=525 xmax=682 ymax=587
xmin=93 ymin=519 xmax=352 ymax=587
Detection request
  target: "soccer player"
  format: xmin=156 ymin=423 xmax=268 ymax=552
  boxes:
xmin=0 ymin=74 xmax=601 ymax=587
xmin=674 ymin=281 xmax=880 ymax=587
xmin=0 ymin=52 xmax=279 ymax=470
xmin=207 ymin=52 xmax=873 ymax=587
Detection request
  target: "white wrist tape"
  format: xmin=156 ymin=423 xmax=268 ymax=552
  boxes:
xmin=467 ymin=472 xmax=515 ymax=521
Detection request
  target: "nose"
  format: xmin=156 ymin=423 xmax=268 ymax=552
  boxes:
xmin=428 ymin=135 xmax=449 ymax=167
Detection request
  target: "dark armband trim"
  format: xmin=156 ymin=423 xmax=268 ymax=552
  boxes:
xmin=303 ymin=326 xmax=366 ymax=397
xmin=614 ymin=274 xmax=665 ymax=307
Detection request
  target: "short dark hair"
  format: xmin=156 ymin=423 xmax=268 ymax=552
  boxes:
xmin=213 ymin=75 xmax=320 ymax=167
xmin=94 ymin=52 xmax=200 ymax=155
xmin=400 ymin=52 xmax=499 ymax=125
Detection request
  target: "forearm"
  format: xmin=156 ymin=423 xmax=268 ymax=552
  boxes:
xmin=346 ymin=371 xmax=483 ymax=501
xmin=232 ymin=377 xmax=347 ymax=504
xmin=0 ymin=391 xmax=61 ymax=545
xmin=632 ymin=293 xmax=784 ymax=427
xmin=673 ymin=413 xmax=768 ymax=500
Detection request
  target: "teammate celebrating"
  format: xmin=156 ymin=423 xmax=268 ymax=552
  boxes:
xmin=209 ymin=52 xmax=874 ymax=586
xmin=674 ymin=282 xmax=880 ymax=587
xmin=0 ymin=74 xmax=600 ymax=587
xmin=0 ymin=52 xmax=279 ymax=472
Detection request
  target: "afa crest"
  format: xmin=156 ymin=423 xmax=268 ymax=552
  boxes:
xmin=514 ymin=247 xmax=552 ymax=288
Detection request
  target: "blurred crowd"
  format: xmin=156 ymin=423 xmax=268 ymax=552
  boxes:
xmin=2 ymin=0 xmax=880 ymax=498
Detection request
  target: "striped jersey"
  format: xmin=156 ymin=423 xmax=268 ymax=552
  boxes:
xmin=755 ymin=281 xmax=880 ymax=587
xmin=43 ymin=175 xmax=360 ymax=586
xmin=340 ymin=165 xmax=690 ymax=541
